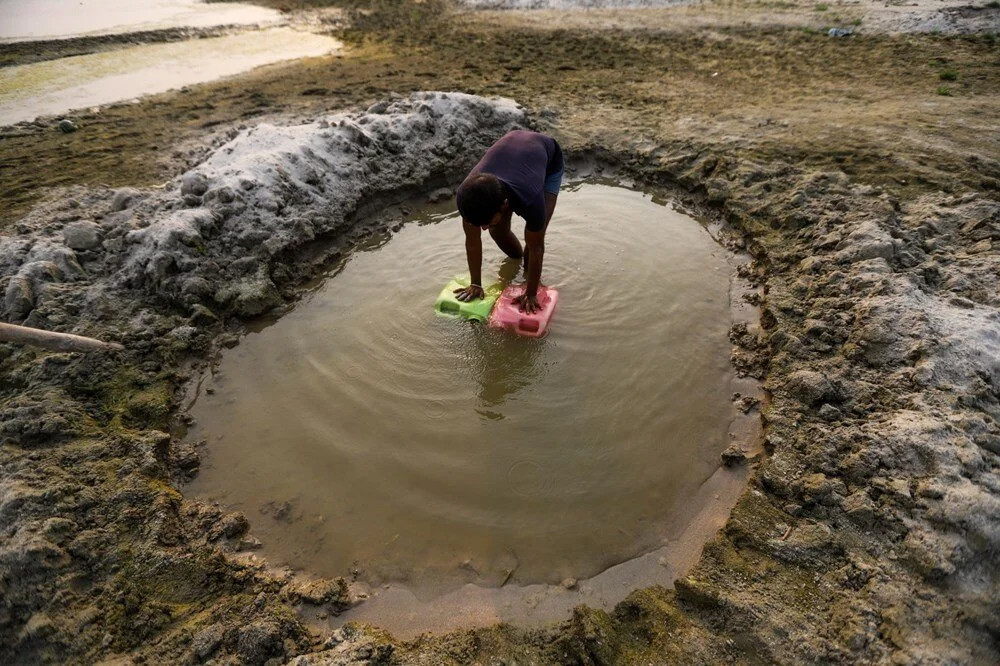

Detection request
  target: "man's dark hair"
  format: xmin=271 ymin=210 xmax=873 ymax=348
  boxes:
xmin=456 ymin=173 xmax=506 ymax=226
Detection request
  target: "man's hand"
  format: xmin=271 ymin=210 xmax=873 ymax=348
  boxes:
xmin=513 ymin=292 xmax=541 ymax=314
xmin=454 ymin=284 xmax=485 ymax=302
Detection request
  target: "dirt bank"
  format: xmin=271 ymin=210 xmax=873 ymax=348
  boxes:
xmin=1 ymin=1 xmax=999 ymax=663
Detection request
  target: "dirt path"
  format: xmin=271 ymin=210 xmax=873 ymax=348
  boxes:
xmin=1 ymin=1 xmax=998 ymax=663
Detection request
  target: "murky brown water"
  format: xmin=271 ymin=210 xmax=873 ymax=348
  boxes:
xmin=186 ymin=182 xmax=737 ymax=595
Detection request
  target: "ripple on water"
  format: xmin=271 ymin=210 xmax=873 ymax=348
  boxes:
xmin=186 ymin=182 xmax=737 ymax=590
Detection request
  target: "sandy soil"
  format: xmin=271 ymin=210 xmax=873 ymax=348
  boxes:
xmin=1 ymin=0 xmax=999 ymax=663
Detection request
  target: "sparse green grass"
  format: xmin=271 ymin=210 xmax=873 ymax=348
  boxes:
xmin=851 ymin=18 xmax=863 ymax=25
xmin=815 ymin=3 xmax=829 ymax=10
xmin=939 ymin=69 xmax=958 ymax=81
xmin=936 ymin=86 xmax=953 ymax=96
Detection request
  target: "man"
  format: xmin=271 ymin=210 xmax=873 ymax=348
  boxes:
xmin=453 ymin=130 xmax=563 ymax=314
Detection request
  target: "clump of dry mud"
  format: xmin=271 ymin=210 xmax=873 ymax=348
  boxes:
xmin=2 ymin=1 xmax=1000 ymax=663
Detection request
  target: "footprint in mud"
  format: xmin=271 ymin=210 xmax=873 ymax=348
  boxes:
xmin=506 ymin=458 xmax=549 ymax=497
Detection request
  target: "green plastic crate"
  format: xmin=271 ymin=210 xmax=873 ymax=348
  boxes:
xmin=434 ymin=277 xmax=502 ymax=322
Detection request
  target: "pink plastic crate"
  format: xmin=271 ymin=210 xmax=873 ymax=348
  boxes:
xmin=488 ymin=284 xmax=559 ymax=337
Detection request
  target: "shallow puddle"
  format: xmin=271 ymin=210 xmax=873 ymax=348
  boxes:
xmin=0 ymin=28 xmax=340 ymax=125
xmin=186 ymin=181 xmax=756 ymax=630
xmin=1 ymin=0 xmax=280 ymax=42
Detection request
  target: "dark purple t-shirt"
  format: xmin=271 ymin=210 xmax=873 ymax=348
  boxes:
xmin=460 ymin=130 xmax=563 ymax=232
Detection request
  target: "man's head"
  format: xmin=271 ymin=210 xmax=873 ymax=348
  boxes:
xmin=456 ymin=173 xmax=508 ymax=230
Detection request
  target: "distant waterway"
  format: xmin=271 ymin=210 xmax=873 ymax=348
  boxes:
xmin=0 ymin=0 xmax=281 ymax=42
xmin=0 ymin=28 xmax=341 ymax=126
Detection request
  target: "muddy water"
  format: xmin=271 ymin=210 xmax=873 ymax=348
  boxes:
xmin=1 ymin=0 xmax=280 ymax=42
xmin=186 ymin=183 xmax=740 ymax=597
xmin=0 ymin=28 xmax=341 ymax=126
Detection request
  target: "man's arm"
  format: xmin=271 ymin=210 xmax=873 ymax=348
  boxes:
xmin=521 ymin=228 xmax=545 ymax=312
xmin=455 ymin=219 xmax=484 ymax=302
xmin=516 ymin=192 xmax=556 ymax=313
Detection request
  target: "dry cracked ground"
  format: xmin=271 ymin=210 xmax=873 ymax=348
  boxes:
xmin=1 ymin=0 xmax=999 ymax=664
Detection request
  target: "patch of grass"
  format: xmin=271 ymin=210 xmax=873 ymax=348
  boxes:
xmin=814 ymin=3 xmax=829 ymax=10
xmin=851 ymin=18 xmax=863 ymax=25
xmin=98 ymin=546 xmax=243 ymax=652
xmin=939 ymin=69 xmax=958 ymax=81
xmin=985 ymin=1 xmax=1000 ymax=8
xmin=101 ymin=368 xmax=174 ymax=429
xmin=936 ymin=86 xmax=954 ymax=96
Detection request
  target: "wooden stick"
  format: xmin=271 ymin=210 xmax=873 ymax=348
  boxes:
xmin=0 ymin=322 xmax=124 ymax=353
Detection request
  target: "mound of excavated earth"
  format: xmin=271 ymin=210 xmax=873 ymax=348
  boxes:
xmin=1 ymin=92 xmax=524 ymax=324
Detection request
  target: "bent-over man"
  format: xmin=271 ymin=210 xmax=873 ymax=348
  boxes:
xmin=454 ymin=130 xmax=563 ymax=314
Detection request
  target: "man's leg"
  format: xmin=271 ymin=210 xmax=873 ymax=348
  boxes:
xmin=489 ymin=211 xmax=523 ymax=259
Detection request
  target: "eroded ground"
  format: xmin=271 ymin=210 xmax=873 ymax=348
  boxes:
xmin=1 ymin=0 xmax=999 ymax=664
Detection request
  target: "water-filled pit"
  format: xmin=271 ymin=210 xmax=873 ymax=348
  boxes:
xmin=185 ymin=180 xmax=761 ymax=634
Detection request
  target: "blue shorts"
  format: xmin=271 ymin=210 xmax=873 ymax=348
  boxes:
xmin=544 ymin=169 xmax=563 ymax=195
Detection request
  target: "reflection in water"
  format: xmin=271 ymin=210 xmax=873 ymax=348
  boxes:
xmin=466 ymin=324 xmax=545 ymax=416
xmin=459 ymin=257 xmax=544 ymax=418
xmin=186 ymin=183 xmax=737 ymax=591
